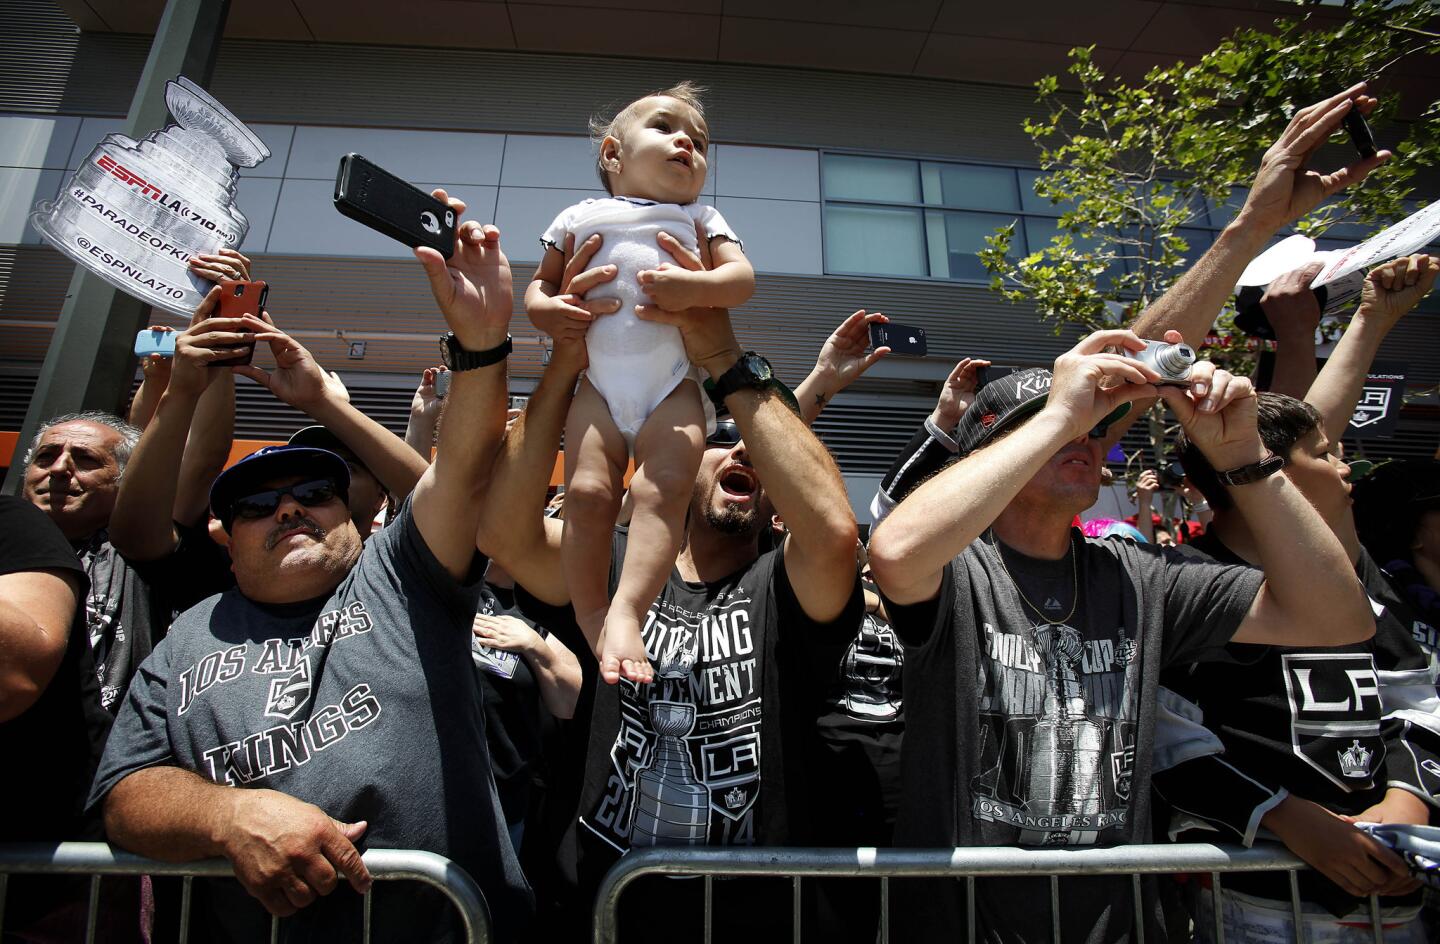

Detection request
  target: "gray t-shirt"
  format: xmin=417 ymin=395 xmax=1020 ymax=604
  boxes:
xmin=90 ymin=500 xmax=532 ymax=943
xmin=885 ymin=529 xmax=1263 ymax=944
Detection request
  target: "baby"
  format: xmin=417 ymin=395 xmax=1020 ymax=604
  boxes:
xmin=526 ymin=82 xmax=755 ymax=685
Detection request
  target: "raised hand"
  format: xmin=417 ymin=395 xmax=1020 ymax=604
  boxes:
xmin=233 ymin=320 xmax=331 ymax=411
xmin=414 ymin=189 xmax=511 ymax=350
xmin=187 ymin=248 xmax=252 ymax=284
xmin=167 ymin=286 xmax=255 ymax=399
xmin=932 ymin=356 xmax=992 ymax=431
xmin=1357 ymin=253 xmax=1439 ymax=330
xmin=1157 ymin=358 xmax=1264 ymax=472
xmin=1238 ymin=84 xmax=1390 ymax=237
xmin=1041 ymin=329 xmax=1162 ymax=442
xmin=1260 ymin=260 xmax=1325 ymax=341
xmin=634 ymin=229 xmax=741 ymax=377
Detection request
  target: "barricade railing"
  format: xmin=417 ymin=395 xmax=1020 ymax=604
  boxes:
xmin=0 ymin=841 xmax=492 ymax=943
xmin=592 ymin=842 xmax=1399 ymax=944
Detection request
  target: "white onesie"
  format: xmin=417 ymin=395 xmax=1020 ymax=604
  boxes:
xmin=541 ymin=197 xmax=740 ymax=442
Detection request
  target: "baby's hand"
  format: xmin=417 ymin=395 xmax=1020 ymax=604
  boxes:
xmin=636 ymin=263 xmax=708 ymax=313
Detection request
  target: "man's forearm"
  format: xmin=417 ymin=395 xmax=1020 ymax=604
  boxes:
xmin=476 ymin=355 xmax=578 ymax=576
xmin=411 ymin=360 xmax=508 ymax=579
xmin=308 ymin=396 xmax=429 ymax=500
xmin=104 ymin=766 xmax=235 ymax=862
xmin=174 ymin=372 xmax=235 ymax=527
xmin=870 ymin=411 xmax=1072 ymax=604
xmin=1132 ymin=222 xmax=1273 ymax=345
xmin=723 ymin=386 xmax=855 ymax=552
xmin=1231 ymin=471 xmax=1372 ymax=644
xmin=110 ymin=389 xmax=201 ymax=561
xmin=1306 ymin=308 xmax=1386 ymax=445
xmin=404 ymin=408 xmax=440 ymax=460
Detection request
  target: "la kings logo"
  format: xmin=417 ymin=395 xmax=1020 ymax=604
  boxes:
xmin=1280 ymin=653 xmax=1384 ymax=790
xmin=265 ymin=659 xmax=311 ymax=720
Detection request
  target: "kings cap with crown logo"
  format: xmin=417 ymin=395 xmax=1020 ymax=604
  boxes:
xmin=953 ymin=367 xmax=1132 ymax=458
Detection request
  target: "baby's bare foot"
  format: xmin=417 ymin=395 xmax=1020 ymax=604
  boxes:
xmin=600 ymin=614 xmax=652 ymax=685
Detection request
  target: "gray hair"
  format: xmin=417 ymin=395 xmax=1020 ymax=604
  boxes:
xmin=25 ymin=411 xmax=142 ymax=475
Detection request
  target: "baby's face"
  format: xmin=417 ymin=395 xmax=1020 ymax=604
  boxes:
xmin=607 ymin=96 xmax=709 ymax=204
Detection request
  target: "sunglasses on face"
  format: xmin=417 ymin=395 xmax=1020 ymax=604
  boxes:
xmin=231 ymin=479 xmax=341 ymax=522
xmin=706 ymin=421 xmax=742 ymax=449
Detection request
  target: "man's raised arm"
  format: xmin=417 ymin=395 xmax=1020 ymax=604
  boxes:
xmin=1306 ymin=254 xmax=1438 ymax=445
xmin=404 ymin=190 xmax=513 ymax=579
xmin=1133 ymin=84 xmax=1388 ymax=346
xmin=869 ymin=331 xmax=1164 ymax=605
xmin=1158 ymin=375 xmax=1372 ymax=647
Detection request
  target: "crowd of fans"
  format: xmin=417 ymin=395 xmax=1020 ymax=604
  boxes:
xmin=3 ymin=81 xmax=1440 ymax=944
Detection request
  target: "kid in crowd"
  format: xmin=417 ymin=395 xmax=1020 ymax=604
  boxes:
xmin=525 ymin=82 xmax=755 ymax=684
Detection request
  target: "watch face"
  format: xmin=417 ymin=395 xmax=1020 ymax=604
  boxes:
xmin=742 ymin=353 xmax=772 ymax=383
xmin=439 ymin=334 xmax=453 ymax=369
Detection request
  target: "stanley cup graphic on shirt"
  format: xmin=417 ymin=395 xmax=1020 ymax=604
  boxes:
xmin=1021 ymin=624 xmax=1104 ymax=839
xmin=630 ymin=699 xmax=709 ymax=846
xmin=31 ymin=76 xmax=269 ymax=316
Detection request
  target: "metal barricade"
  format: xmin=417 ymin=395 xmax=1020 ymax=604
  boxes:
xmin=592 ymin=843 xmax=1401 ymax=944
xmin=0 ymin=841 xmax=492 ymax=943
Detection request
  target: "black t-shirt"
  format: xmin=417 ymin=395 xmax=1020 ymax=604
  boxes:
xmin=77 ymin=522 xmax=233 ymax=713
xmin=884 ymin=529 xmax=1261 ymax=944
xmin=559 ymin=533 xmax=862 ymax=937
xmin=812 ymin=609 xmax=904 ymax=844
xmin=472 ymin=585 xmax=545 ymax=831
xmin=0 ymin=496 xmax=110 ymax=843
xmin=1159 ymin=534 xmax=1435 ymax=914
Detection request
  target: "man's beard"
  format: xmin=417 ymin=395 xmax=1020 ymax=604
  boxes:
xmin=703 ymin=500 xmax=760 ymax=537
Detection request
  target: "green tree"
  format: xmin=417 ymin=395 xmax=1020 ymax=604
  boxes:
xmin=979 ymin=0 xmax=1440 ymax=337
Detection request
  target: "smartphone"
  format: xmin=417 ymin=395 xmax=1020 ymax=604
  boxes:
xmin=214 ymin=278 xmax=268 ymax=367
xmin=434 ymin=370 xmax=451 ymax=398
xmin=134 ymin=329 xmax=176 ymax=358
xmin=869 ymin=320 xmax=928 ymax=357
xmin=334 ymin=153 xmax=455 ymax=258
xmin=974 ymin=364 xmax=1015 ymax=389
xmin=1343 ymin=108 xmax=1377 ymax=159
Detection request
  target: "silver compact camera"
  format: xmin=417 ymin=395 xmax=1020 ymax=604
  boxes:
xmin=1128 ymin=340 xmax=1195 ymax=386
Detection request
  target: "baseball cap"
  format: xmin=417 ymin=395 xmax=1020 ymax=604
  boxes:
xmin=953 ymin=367 xmax=1131 ymax=457
xmin=288 ymin=425 xmax=359 ymax=463
xmin=209 ymin=445 xmax=351 ymax=531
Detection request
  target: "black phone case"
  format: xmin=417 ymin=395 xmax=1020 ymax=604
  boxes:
xmin=334 ymin=153 xmax=455 ymax=259
xmin=870 ymin=321 xmax=928 ymax=357
xmin=1342 ymin=110 xmax=1377 ymax=159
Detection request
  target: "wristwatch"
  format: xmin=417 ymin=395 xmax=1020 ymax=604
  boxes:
xmin=1216 ymin=452 xmax=1286 ymax=487
xmin=439 ymin=332 xmax=511 ymax=371
xmin=704 ymin=352 xmax=800 ymax=414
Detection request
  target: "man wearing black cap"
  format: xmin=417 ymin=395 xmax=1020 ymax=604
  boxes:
xmin=867 ymin=328 xmax=1376 ymax=943
xmin=88 ymin=196 xmax=534 ymax=942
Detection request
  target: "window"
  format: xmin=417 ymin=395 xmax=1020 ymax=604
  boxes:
xmin=821 ymin=154 xmax=1241 ymax=286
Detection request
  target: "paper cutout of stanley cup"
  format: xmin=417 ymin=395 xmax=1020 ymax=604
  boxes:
xmin=31 ymin=75 xmax=269 ymax=317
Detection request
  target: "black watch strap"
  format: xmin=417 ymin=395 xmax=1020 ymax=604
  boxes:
xmin=443 ymin=333 xmax=512 ymax=371
xmin=1216 ymin=452 xmax=1286 ymax=487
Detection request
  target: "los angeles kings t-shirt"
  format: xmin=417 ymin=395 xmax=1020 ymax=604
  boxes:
xmin=90 ymin=500 xmax=533 ymax=943
xmin=885 ymin=529 xmax=1261 ymax=944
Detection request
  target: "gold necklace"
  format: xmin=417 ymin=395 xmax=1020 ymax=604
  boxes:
xmin=987 ymin=530 xmax=1079 ymax=626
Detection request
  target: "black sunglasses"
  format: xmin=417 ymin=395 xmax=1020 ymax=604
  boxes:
xmin=706 ymin=420 xmax=741 ymax=448
xmin=232 ymin=479 xmax=341 ymax=522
